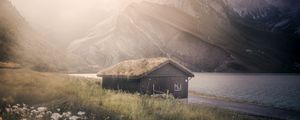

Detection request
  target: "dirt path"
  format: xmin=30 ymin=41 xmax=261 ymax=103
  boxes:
xmin=188 ymin=95 xmax=300 ymax=120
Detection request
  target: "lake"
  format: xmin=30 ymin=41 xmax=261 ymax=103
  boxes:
xmin=190 ymin=73 xmax=300 ymax=110
xmin=69 ymin=73 xmax=300 ymax=110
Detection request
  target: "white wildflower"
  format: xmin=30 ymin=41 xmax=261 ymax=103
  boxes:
xmin=57 ymin=108 xmax=61 ymax=112
xmin=69 ymin=115 xmax=80 ymax=120
xmin=105 ymin=116 xmax=110 ymax=120
xmin=37 ymin=107 xmax=47 ymax=112
xmin=36 ymin=114 xmax=43 ymax=118
xmin=40 ymin=111 xmax=45 ymax=116
xmin=16 ymin=104 xmax=20 ymax=106
xmin=22 ymin=107 xmax=28 ymax=110
xmin=21 ymin=108 xmax=26 ymax=112
xmin=31 ymin=109 xmax=38 ymax=114
xmin=51 ymin=113 xmax=62 ymax=120
xmin=62 ymin=111 xmax=72 ymax=117
xmin=77 ymin=111 xmax=85 ymax=116
xmin=5 ymin=108 xmax=11 ymax=112
xmin=12 ymin=105 xmax=18 ymax=109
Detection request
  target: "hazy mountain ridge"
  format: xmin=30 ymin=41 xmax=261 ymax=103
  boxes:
xmin=67 ymin=0 xmax=299 ymax=72
xmin=2 ymin=0 xmax=299 ymax=72
xmin=68 ymin=1 xmax=235 ymax=72
xmin=0 ymin=0 xmax=69 ymax=71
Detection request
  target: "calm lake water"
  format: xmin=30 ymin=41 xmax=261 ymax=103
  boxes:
xmin=69 ymin=73 xmax=300 ymax=110
xmin=190 ymin=73 xmax=300 ymax=110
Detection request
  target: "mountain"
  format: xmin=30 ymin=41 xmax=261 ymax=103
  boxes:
xmin=224 ymin=0 xmax=300 ymax=72
xmin=67 ymin=0 xmax=299 ymax=72
xmin=68 ymin=0 xmax=231 ymax=72
xmin=0 ymin=0 xmax=68 ymax=71
xmin=224 ymin=0 xmax=300 ymax=34
xmin=3 ymin=0 xmax=298 ymax=72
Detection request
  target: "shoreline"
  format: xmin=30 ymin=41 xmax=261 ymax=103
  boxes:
xmin=188 ymin=93 xmax=300 ymax=120
xmin=189 ymin=91 xmax=300 ymax=113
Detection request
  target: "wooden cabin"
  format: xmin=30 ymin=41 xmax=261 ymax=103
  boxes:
xmin=97 ymin=57 xmax=194 ymax=98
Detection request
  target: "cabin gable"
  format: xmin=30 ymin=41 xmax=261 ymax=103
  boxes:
xmin=147 ymin=63 xmax=189 ymax=77
xmin=140 ymin=63 xmax=190 ymax=98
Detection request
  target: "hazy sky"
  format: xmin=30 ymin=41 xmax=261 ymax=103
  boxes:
xmin=9 ymin=0 xmax=129 ymax=44
xmin=9 ymin=0 xmax=117 ymax=26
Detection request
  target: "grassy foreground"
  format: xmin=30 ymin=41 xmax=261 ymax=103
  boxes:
xmin=0 ymin=69 xmax=270 ymax=120
xmin=0 ymin=62 xmax=21 ymax=69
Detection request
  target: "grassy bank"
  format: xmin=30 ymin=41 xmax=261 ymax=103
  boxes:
xmin=0 ymin=62 xmax=21 ymax=69
xmin=0 ymin=69 xmax=270 ymax=120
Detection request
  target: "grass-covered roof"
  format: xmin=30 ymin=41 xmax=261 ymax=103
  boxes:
xmin=97 ymin=57 xmax=194 ymax=78
xmin=97 ymin=57 xmax=168 ymax=78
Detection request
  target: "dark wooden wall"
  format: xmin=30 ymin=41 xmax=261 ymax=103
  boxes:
xmin=140 ymin=63 xmax=189 ymax=98
xmin=102 ymin=77 xmax=140 ymax=93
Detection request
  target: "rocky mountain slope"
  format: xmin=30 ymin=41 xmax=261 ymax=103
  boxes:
xmin=68 ymin=0 xmax=299 ymax=72
xmin=225 ymin=0 xmax=300 ymax=34
xmin=0 ymin=0 xmax=68 ymax=71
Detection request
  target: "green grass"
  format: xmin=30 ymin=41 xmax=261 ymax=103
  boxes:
xmin=0 ymin=69 xmax=272 ymax=120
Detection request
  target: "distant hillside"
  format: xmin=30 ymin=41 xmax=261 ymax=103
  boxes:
xmin=67 ymin=0 xmax=300 ymax=72
xmin=0 ymin=0 xmax=69 ymax=71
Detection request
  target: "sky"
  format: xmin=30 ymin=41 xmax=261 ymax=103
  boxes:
xmin=8 ymin=0 xmax=127 ymax=44
xmin=9 ymin=0 xmax=114 ymax=26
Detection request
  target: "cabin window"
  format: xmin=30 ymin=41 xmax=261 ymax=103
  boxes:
xmin=174 ymin=83 xmax=182 ymax=91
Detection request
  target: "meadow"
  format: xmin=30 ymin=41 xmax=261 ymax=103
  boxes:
xmin=0 ymin=69 xmax=271 ymax=120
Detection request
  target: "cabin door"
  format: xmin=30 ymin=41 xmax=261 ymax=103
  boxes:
xmin=146 ymin=77 xmax=167 ymax=94
xmin=141 ymin=78 xmax=162 ymax=94
xmin=152 ymin=79 xmax=163 ymax=94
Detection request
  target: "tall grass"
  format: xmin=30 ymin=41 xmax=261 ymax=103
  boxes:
xmin=0 ymin=62 xmax=21 ymax=69
xmin=0 ymin=69 xmax=269 ymax=120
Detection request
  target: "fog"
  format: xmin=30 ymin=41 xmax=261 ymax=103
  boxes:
xmin=2 ymin=0 xmax=299 ymax=72
xmin=9 ymin=0 xmax=299 ymax=47
xmin=9 ymin=0 xmax=139 ymax=46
